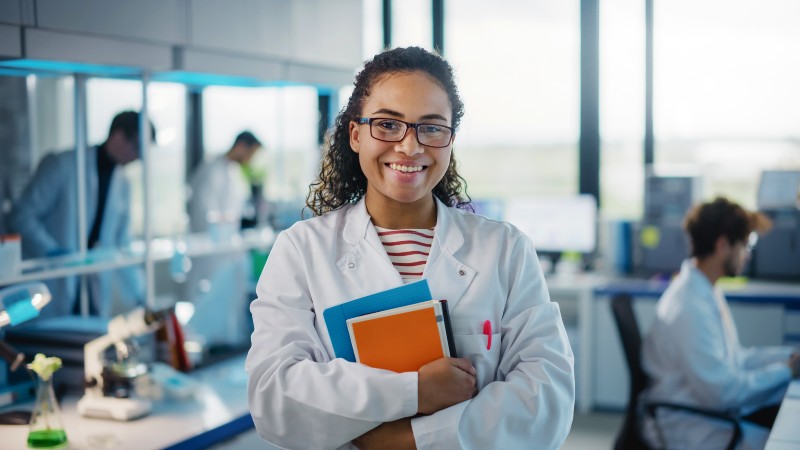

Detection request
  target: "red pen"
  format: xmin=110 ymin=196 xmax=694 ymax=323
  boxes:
xmin=483 ymin=320 xmax=492 ymax=350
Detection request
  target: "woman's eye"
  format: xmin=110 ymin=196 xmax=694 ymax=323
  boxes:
xmin=419 ymin=124 xmax=444 ymax=134
xmin=377 ymin=120 xmax=401 ymax=131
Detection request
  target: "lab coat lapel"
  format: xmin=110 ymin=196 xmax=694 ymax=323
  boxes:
xmin=424 ymin=198 xmax=476 ymax=312
xmin=337 ymin=200 xmax=403 ymax=293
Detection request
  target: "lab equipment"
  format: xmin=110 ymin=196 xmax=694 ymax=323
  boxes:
xmin=634 ymin=174 xmax=700 ymax=276
xmin=76 ymin=307 xmax=171 ymax=421
xmin=27 ymin=353 xmax=68 ymax=449
xmin=756 ymin=170 xmax=800 ymax=210
xmin=0 ymin=283 xmax=52 ymax=423
xmin=4 ymin=316 xmax=109 ymax=391
xmin=753 ymin=170 xmax=800 ymax=280
xmin=0 ymin=282 xmax=52 ymax=328
xmin=0 ymin=234 xmax=21 ymax=279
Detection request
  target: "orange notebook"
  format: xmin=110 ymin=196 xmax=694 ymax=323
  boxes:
xmin=346 ymin=299 xmax=456 ymax=373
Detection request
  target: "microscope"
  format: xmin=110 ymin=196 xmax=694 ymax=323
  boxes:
xmin=76 ymin=307 xmax=171 ymax=421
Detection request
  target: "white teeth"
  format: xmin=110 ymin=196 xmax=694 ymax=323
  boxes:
xmin=389 ymin=163 xmax=424 ymax=173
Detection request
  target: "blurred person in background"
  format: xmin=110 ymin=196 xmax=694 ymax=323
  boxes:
xmin=642 ymin=197 xmax=800 ymax=449
xmin=187 ymin=130 xmax=263 ymax=235
xmin=8 ymin=110 xmax=152 ymax=318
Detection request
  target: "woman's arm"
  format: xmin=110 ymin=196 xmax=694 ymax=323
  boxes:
xmin=409 ymin=236 xmax=575 ymax=450
xmin=246 ymin=231 xmax=419 ymax=449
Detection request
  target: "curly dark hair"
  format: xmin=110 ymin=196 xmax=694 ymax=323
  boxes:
xmin=683 ymin=197 xmax=772 ymax=258
xmin=306 ymin=46 xmax=471 ymax=216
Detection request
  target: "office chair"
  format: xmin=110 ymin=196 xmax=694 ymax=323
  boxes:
xmin=610 ymin=294 xmax=742 ymax=450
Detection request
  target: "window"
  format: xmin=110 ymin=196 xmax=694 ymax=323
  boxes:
xmin=203 ymin=86 xmax=318 ymax=202
xmin=445 ymin=1 xmax=580 ymax=202
xmin=600 ymin=0 xmax=645 ymax=219
xmin=654 ymin=0 xmax=800 ymax=209
xmin=392 ymin=0 xmax=433 ymax=50
xmin=363 ymin=0 xmax=384 ymax=58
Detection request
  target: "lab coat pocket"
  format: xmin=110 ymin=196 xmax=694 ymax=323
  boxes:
xmin=454 ymin=333 xmax=501 ymax=390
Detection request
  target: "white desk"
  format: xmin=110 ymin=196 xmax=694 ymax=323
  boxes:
xmin=546 ymin=272 xmax=610 ymax=414
xmin=766 ymin=380 xmax=800 ymax=450
xmin=592 ymin=279 xmax=800 ymax=411
xmin=0 ymin=354 xmax=271 ymax=450
xmin=547 ymin=273 xmax=800 ymax=414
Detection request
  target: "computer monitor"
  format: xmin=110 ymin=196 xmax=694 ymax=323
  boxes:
xmin=504 ymin=195 xmax=598 ymax=255
xmin=757 ymin=170 xmax=800 ymax=210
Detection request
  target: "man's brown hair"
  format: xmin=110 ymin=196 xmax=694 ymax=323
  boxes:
xmin=683 ymin=197 xmax=772 ymax=258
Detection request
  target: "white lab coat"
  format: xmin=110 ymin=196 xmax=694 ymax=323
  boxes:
xmin=8 ymin=147 xmax=144 ymax=318
xmin=187 ymin=155 xmax=250 ymax=233
xmin=184 ymin=155 xmax=251 ymax=346
xmin=246 ymin=197 xmax=575 ymax=450
xmin=641 ymin=259 xmax=794 ymax=450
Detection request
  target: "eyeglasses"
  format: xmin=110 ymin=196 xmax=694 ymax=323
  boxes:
xmin=356 ymin=117 xmax=454 ymax=148
xmin=746 ymin=232 xmax=758 ymax=253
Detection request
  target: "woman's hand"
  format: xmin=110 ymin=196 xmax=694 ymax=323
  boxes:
xmin=353 ymin=419 xmax=416 ymax=450
xmin=417 ymin=357 xmax=477 ymax=415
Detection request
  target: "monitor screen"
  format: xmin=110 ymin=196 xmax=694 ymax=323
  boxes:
xmin=757 ymin=170 xmax=800 ymax=210
xmin=504 ymin=195 xmax=597 ymax=254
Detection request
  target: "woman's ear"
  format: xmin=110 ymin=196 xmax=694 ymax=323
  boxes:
xmin=349 ymin=121 xmax=360 ymax=153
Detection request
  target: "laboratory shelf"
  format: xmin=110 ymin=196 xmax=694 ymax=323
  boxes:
xmin=0 ymin=227 xmax=276 ymax=288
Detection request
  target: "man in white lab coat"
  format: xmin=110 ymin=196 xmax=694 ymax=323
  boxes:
xmin=186 ymin=131 xmax=262 ymax=234
xmin=641 ymin=197 xmax=800 ymax=449
xmin=182 ymin=131 xmax=262 ymax=347
xmin=8 ymin=111 xmax=152 ymax=318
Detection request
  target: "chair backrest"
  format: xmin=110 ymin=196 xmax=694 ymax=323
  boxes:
xmin=610 ymin=294 xmax=653 ymax=450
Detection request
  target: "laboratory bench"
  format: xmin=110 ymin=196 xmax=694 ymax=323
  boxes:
xmin=544 ymin=272 xmax=800 ymax=413
xmin=0 ymin=354 xmax=258 ymax=450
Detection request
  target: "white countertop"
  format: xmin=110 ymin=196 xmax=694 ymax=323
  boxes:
xmin=0 ymin=354 xmax=254 ymax=450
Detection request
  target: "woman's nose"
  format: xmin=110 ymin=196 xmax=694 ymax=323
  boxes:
xmin=394 ymin=128 xmax=423 ymax=156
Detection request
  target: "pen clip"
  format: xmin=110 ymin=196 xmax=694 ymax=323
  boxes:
xmin=483 ymin=320 xmax=492 ymax=350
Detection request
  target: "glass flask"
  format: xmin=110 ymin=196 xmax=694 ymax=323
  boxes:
xmin=27 ymin=376 xmax=68 ymax=449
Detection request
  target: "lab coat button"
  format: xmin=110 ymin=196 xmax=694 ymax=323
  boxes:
xmin=348 ymin=262 xmax=355 ymax=268
xmin=458 ymin=269 xmax=466 ymax=276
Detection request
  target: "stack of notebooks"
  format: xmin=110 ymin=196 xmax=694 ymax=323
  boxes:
xmin=324 ymin=280 xmax=456 ymax=373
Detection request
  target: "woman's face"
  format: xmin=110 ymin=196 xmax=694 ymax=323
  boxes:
xmin=349 ymin=71 xmax=454 ymax=213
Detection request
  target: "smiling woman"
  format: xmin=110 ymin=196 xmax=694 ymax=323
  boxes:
xmin=246 ymin=46 xmax=575 ymax=450
xmin=348 ymin=71 xmax=455 ymax=226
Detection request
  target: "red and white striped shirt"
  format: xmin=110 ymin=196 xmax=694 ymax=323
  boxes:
xmin=374 ymin=226 xmax=435 ymax=283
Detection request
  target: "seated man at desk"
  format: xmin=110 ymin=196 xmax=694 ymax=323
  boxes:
xmin=8 ymin=110 xmax=152 ymax=318
xmin=641 ymin=197 xmax=800 ymax=449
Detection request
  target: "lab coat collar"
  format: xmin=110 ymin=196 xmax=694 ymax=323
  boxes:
xmin=424 ymin=198 xmax=475 ymax=311
xmin=681 ymin=259 xmax=716 ymax=298
xmin=337 ymin=197 xmax=475 ymax=310
xmin=340 ymin=196 xmax=465 ymax=249
xmin=338 ymin=199 xmax=404 ymax=291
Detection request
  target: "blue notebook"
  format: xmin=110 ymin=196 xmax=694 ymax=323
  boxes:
xmin=323 ymin=279 xmax=432 ymax=362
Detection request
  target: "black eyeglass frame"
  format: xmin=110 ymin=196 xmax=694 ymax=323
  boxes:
xmin=355 ymin=117 xmax=455 ymax=148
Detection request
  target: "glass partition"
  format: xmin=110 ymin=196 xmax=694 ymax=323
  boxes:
xmin=203 ymin=85 xmax=318 ymax=229
xmin=86 ymin=78 xmax=187 ymax=238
